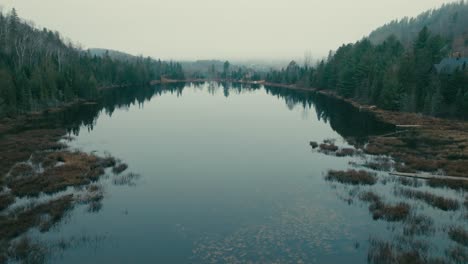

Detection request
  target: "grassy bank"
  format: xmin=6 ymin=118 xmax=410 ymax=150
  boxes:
xmin=266 ymin=82 xmax=468 ymax=182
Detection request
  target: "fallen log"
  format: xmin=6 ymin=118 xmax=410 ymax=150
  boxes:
xmin=396 ymin=125 xmax=422 ymax=128
xmin=390 ymin=172 xmax=468 ymax=182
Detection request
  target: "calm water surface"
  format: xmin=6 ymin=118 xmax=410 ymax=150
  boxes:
xmin=26 ymin=83 xmax=465 ymax=263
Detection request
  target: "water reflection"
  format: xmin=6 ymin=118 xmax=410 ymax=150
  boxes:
xmin=36 ymin=82 xmax=393 ymax=142
xmin=6 ymin=82 xmax=449 ymax=264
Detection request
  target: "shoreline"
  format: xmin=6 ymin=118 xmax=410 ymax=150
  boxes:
xmin=0 ymin=79 xmax=466 ymax=262
xmin=259 ymin=82 xmax=468 ymax=181
xmin=1 ymin=80 xmax=467 ymax=184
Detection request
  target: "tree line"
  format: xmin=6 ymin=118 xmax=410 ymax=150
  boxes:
xmin=266 ymin=26 xmax=468 ymax=119
xmin=368 ymin=0 xmax=468 ymax=47
xmin=0 ymin=9 xmax=184 ymax=117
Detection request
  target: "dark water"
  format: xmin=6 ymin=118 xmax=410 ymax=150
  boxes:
xmin=18 ymin=83 xmax=466 ymax=263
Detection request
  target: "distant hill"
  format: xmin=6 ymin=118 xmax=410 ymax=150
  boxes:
xmin=87 ymin=48 xmax=143 ymax=61
xmin=368 ymin=1 xmax=468 ymax=55
xmin=180 ymin=60 xmax=227 ymax=74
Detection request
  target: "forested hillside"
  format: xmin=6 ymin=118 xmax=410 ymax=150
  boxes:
xmin=368 ymin=0 xmax=468 ymax=53
xmin=266 ymin=2 xmax=468 ymax=119
xmin=0 ymin=9 xmax=183 ymax=117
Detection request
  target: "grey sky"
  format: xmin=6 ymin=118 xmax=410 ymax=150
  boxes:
xmin=0 ymin=0 xmax=458 ymax=60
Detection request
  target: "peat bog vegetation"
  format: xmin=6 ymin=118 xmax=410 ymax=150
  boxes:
xmin=0 ymin=1 xmax=468 ymax=264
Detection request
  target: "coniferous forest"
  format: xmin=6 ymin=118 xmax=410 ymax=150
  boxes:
xmin=266 ymin=1 xmax=468 ymax=119
xmin=0 ymin=9 xmax=184 ymax=117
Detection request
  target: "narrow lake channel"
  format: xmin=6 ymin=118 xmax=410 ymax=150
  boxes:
xmin=4 ymin=82 xmax=467 ymax=263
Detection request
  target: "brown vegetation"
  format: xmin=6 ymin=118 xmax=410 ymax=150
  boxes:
xmin=403 ymin=215 xmax=434 ymax=236
xmin=358 ymin=191 xmax=411 ymax=221
xmin=6 ymin=237 xmax=47 ymax=264
xmin=335 ymin=148 xmax=356 ymax=157
xmin=309 ymin=141 xmax=318 ymax=149
xmin=448 ymin=227 xmax=468 ymax=247
xmin=113 ymin=172 xmax=140 ymax=186
xmin=370 ymin=201 xmax=411 ymax=222
xmin=319 ymin=143 xmax=338 ymax=152
xmin=0 ymin=193 xmax=14 ymax=211
xmin=427 ymin=178 xmax=468 ymax=191
xmin=0 ymin=195 xmax=74 ymax=241
xmin=363 ymin=157 xmax=393 ymax=171
xmin=6 ymin=151 xmax=113 ymax=197
xmin=398 ymin=188 xmax=460 ymax=211
xmin=397 ymin=177 xmax=423 ymax=188
xmin=365 ymin=128 xmax=468 ymax=178
xmin=0 ymin=128 xmax=66 ymax=185
xmin=112 ymin=163 xmax=128 ymax=174
xmin=367 ymin=238 xmax=445 ymax=264
xmin=77 ymin=184 xmax=105 ymax=213
xmin=326 ymin=170 xmax=377 ymax=185
xmin=446 ymin=246 xmax=468 ymax=264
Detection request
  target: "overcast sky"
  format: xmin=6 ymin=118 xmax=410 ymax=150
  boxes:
xmin=0 ymin=0 xmax=458 ymax=60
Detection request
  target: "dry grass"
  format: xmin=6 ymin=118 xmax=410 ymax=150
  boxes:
xmin=363 ymin=157 xmax=393 ymax=171
xmin=0 ymin=193 xmax=14 ymax=211
xmin=397 ymin=177 xmax=423 ymax=188
xmin=319 ymin=143 xmax=338 ymax=152
xmin=398 ymin=188 xmax=460 ymax=211
xmin=403 ymin=215 xmax=434 ymax=236
xmin=0 ymin=128 xmax=66 ymax=183
xmin=8 ymin=163 xmax=35 ymax=178
xmin=335 ymin=148 xmax=356 ymax=157
xmin=113 ymin=172 xmax=140 ymax=186
xmin=0 ymin=195 xmax=74 ymax=241
xmin=309 ymin=141 xmax=318 ymax=149
xmin=359 ymin=191 xmax=381 ymax=204
xmin=6 ymin=151 xmax=113 ymax=197
xmin=448 ymin=227 xmax=468 ymax=247
xmin=6 ymin=237 xmax=47 ymax=264
xmin=77 ymin=184 xmax=105 ymax=213
xmin=326 ymin=170 xmax=377 ymax=185
xmin=446 ymin=246 xmax=468 ymax=264
xmin=364 ymin=128 xmax=468 ymax=178
xmin=367 ymin=238 xmax=445 ymax=264
xmin=359 ymin=191 xmax=411 ymax=222
xmin=427 ymin=178 xmax=468 ymax=192
xmin=370 ymin=201 xmax=411 ymax=222
xmin=112 ymin=163 xmax=128 ymax=174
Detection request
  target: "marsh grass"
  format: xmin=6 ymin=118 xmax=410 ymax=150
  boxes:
xmin=309 ymin=141 xmax=318 ymax=149
xmin=0 ymin=193 xmax=14 ymax=211
xmin=427 ymin=178 xmax=468 ymax=192
xmin=6 ymin=237 xmax=47 ymax=264
xmin=77 ymin=184 xmax=105 ymax=213
xmin=319 ymin=143 xmax=338 ymax=152
xmin=368 ymin=238 xmax=445 ymax=264
xmin=362 ymin=156 xmax=393 ymax=171
xmin=0 ymin=195 xmax=74 ymax=241
xmin=112 ymin=172 xmax=140 ymax=186
xmin=446 ymin=246 xmax=468 ymax=264
xmin=398 ymin=177 xmax=423 ymax=188
xmin=397 ymin=188 xmax=460 ymax=211
xmin=448 ymin=227 xmax=468 ymax=247
xmin=358 ymin=191 xmax=411 ymax=221
xmin=326 ymin=170 xmax=377 ymax=185
xmin=335 ymin=148 xmax=356 ymax=157
xmin=403 ymin=215 xmax=435 ymax=236
xmin=6 ymin=151 xmax=114 ymax=197
xmin=112 ymin=163 xmax=128 ymax=174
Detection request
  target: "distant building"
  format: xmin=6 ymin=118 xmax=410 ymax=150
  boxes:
xmin=434 ymin=57 xmax=468 ymax=74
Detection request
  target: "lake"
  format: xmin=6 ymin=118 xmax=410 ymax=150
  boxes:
xmin=12 ymin=82 xmax=466 ymax=263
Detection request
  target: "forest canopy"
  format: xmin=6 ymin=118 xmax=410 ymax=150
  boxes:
xmin=266 ymin=1 xmax=468 ymax=119
xmin=0 ymin=9 xmax=183 ymax=117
